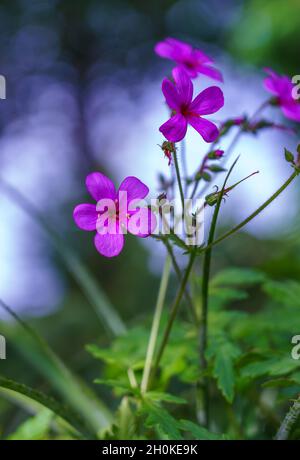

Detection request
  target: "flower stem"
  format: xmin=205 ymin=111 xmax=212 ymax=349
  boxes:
xmin=149 ymin=250 xmax=197 ymax=387
xmin=173 ymin=149 xmax=185 ymax=213
xmin=275 ymin=396 xmax=300 ymax=440
xmin=206 ymin=169 xmax=298 ymax=251
xmin=141 ymin=255 xmax=171 ymax=393
xmin=200 ymin=157 xmax=239 ymax=427
xmin=163 ymin=237 xmax=197 ymax=322
xmin=180 ymin=139 xmax=188 ymax=195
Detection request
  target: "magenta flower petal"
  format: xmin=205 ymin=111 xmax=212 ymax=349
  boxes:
xmin=281 ymin=102 xmax=300 ymax=122
xmin=196 ymin=65 xmax=223 ymax=83
xmin=73 ymin=204 xmax=98 ymax=231
xmin=193 ymin=49 xmax=214 ymax=64
xmin=94 ymin=232 xmax=124 ymax=258
xmin=155 ymin=37 xmax=191 ymax=61
xmin=155 ymin=37 xmax=222 ymax=81
xmin=128 ymin=208 xmax=157 ymax=238
xmin=263 ymin=68 xmax=293 ymax=99
xmin=162 ymin=78 xmax=181 ymax=111
xmin=179 ymin=63 xmax=198 ymax=79
xmin=187 ymin=115 xmax=219 ymax=142
xmin=159 ymin=113 xmax=188 ymax=142
xmin=119 ymin=176 xmax=149 ymax=202
xmin=86 ymin=172 xmax=116 ymax=202
xmin=189 ymin=86 xmax=224 ymax=115
xmin=172 ymin=67 xmax=193 ymax=106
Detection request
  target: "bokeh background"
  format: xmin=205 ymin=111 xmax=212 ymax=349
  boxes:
xmin=0 ymin=0 xmax=300 ymax=436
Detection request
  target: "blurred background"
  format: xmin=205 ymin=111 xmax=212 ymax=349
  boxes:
xmin=0 ymin=0 xmax=300 ymax=436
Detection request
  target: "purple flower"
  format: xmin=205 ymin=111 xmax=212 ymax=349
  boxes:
xmin=155 ymin=37 xmax=223 ymax=82
xmin=159 ymin=67 xmax=224 ymax=143
xmin=264 ymin=68 xmax=300 ymax=122
xmin=73 ymin=172 xmax=157 ymax=258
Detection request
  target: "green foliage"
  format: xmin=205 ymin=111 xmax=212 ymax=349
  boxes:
xmin=207 ymin=336 xmax=241 ymax=403
xmin=179 ymin=420 xmax=227 ymax=440
xmin=85 ymin=266 xmax=300 ymax=439
xmin=7 ymin=410 xmax=53 ymax=440
xmin=2 ymin=264 xmax=300 ymax=440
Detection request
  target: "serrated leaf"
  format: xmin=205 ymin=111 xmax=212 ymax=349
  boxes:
xmin=179 ymin=420 xmax=227 ymax=440
xmin=141 ymin=402 xmax=183 ymax=440
xmin=167 ymin=232 xmax=189 ymax=251
xmin=207 ymin=337 xmax=241 ymax=403
xmin=211 ymin=267 xmax=266 ymax=287
xmin=241 ymin=356 xmax=300 ymax=379
xmin=145 ymin=392 xmax=187 ymax=405
xmin=263 ymin=280 xmax=300 ymax=308
xmin=209 ymin=287 xmax=248 ymax=310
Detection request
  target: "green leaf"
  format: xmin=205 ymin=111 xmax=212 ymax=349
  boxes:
xmin=209 ymin=287 xmax=248 ymax=310
xmin=211 ymin=267 xmax=266 ymax=287
xmin=201 ymin=172 xmax=212 ymax=182
xmin=263 ymin=280 xmax=300 ymax=308
xmin=284 ymin=148 xmax=294 ymax=164
xmin=7 ymin=410 xmax=53 ymax=440
xmin=167 ymin=232 xmax=189 ymax=251
xmin=141 ymin=401 xmax=183 ymax=440
xmin=207 ymin=337 xmax=241 ymax=403
xmin=241 ymin=356 xmax=300 ymax=379
xmin=179 ymin=420 xmax=227 ymax=440
xmin=262 ymin=378 xmax=298 ymax=389
xmin=0 ymin=376 xmax=90 ymax=438
xmin=208 ymin=165 xmax=227 ymax=173
xmin=145 ymin=392 xmax=187 ymax=405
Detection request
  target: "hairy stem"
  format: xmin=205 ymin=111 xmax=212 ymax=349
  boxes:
xmin=275 ymin=396 xmax=300 ymax=440
xmin=173 ymin=149 xmax=185 ymax=213
xmin=206 ymin=170 xmax=298 ymax=251
xmin=141 ymin=256 xmax=171 ymax=393
xmin=163 ymin=237 xmax=197 ymax=322
xmin=200 ymin=158 xmax=239 ymax=427
xmin=180 ymin=139 xmax=188 ymax=195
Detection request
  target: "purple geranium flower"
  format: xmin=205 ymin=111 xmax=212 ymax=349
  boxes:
xmin=73 ymin=172 xmax=156 ymax=258
xmin=159 ymin=67 xmax=224 ymax=143
xmin=155 ymin=37 xmax=223 ymax=82
xmin=264 ymin=68 xmax=300 ymax=122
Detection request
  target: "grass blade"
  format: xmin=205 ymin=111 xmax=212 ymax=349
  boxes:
xmin=0 ymin=376 xmax=92 ymax=439
xmin=0 ymin=299 xmax=113 ymax=436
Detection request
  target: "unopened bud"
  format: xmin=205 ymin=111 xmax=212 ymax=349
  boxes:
xmin=160 ymin=141 xmax=176 ymax=165
xmin=207 ymin=149 xmax=224 ymax=160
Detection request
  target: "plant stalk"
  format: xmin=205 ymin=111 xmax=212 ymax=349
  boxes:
xmin=141 ymin=255 xmax=171 ymax=393
xmin=200 ymin=157 xmax=239 ymax=427
xmin=275 ymin=396 xmax=300 ymax=440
